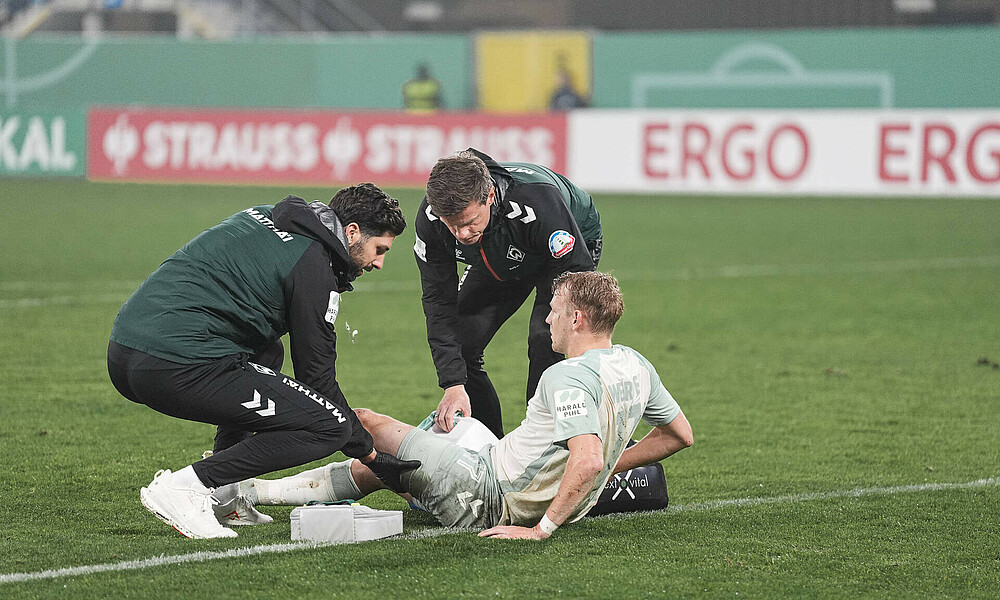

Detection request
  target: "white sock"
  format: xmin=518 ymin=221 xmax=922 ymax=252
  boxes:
xmin=172 ymin=465 xmax=212 ymax=494
xmin=238 ymin=479 xmax=259 ymax=504
xmin=250 ymin=460 xmax=360 ymax=505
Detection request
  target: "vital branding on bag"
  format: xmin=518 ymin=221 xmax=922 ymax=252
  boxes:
xmin=603 ymin=470 xmax=651 ymax=497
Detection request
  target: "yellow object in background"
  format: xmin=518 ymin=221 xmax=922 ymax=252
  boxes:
xmin=476 ymin=31 xmax=591 ymax=113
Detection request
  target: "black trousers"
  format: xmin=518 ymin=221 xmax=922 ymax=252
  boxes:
xmin=457 ymin=239 xmax=601 ymax=439
xmin=107 ymin=341 xmax=352 ymax=487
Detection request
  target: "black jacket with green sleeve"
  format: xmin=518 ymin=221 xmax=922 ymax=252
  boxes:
xmin=110 ymin=196 xmax=373 ymax=458
xmin=414 ymin=148 xmax=602 ymax=390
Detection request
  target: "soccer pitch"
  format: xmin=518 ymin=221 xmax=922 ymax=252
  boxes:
xmin=1 ymin=180 xmax=998 ymax=598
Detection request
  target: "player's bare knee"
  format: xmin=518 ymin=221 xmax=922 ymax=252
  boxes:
xmin=354 ymin=407 xmax=387 ymax=428
xmin=356 ymin=408 xmax=409 ymax=440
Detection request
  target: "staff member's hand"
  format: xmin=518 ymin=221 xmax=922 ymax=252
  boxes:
xmin=362 ymin=451 xmax=421 ymax=493
xmin=435 ymin=385 xmax=472 ymax=432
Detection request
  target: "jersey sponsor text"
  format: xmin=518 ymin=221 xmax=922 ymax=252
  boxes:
xmin=554 ymin=388 xmax=588 ymax=419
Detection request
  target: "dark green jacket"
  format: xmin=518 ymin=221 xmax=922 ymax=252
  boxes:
xmin=111 ymin=196 xmax=373 ymax=458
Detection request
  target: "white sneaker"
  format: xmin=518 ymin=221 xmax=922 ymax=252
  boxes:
xmin=213 ymin=494 xmax=274 ymax=526
xmin=140 ymin=469 xmax=238 ymax=539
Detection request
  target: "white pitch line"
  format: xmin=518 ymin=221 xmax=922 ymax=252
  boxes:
xmin=593 ymin=476 xmax=1000 ymax=522
xmin=0 ymin=542 xmax=328 ymax=585
xmin=0 ymin=526 xmax=462 ymax=585
xmin=2 ymin=477 xmax=997 ymax=585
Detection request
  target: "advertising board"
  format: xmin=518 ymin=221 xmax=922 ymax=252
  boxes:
xmin=88 ymin=108 xmax=566 ymax=186
xmin=568 ymin=110 xmax=1000 ymax=196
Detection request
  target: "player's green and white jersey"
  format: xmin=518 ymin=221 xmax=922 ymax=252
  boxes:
xmin=489 ymin=345 xmax=680 ymax=526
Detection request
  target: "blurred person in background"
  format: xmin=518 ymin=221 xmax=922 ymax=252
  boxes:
xmin=107 ymin=184 xmax=419 ymax=539
xmin=413 ymin=148 xmax=603 ymax=438
xmin=550 ymin=67 xmax=589 ymax=111
xmin=402 ymin=63 xmax=444 ymax=112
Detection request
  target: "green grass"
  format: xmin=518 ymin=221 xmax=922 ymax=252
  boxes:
xmin=1 ymin=180 xmax=998 ymax=598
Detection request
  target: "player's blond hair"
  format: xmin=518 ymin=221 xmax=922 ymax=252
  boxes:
xmin=552 ymin=271 xmax=624 ymax=336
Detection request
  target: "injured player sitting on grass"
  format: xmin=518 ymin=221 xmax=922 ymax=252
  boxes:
xmin=245 ymin=271 xmax=693 ymax=539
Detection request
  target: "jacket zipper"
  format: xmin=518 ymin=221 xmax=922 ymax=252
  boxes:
xmin=479 ymin=243 xmax=502 ymax=281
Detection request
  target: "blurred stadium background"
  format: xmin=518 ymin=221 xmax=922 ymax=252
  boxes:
xmin=2 ymin=1 xmax=998 ymax=597
xmin=2 ymin=0 xmax=999 ymax=194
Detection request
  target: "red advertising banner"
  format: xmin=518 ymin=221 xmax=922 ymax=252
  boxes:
xmin=88 ymin=108 xmax=567 ymax=185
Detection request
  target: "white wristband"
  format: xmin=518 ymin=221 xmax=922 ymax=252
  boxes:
xmin=538 ymin=514 xmax=559 ymax=535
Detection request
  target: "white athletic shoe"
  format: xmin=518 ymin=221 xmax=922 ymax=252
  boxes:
xmin=213 ymin=494 xmax=274 ymax=526
xmin=140 ymin=469 xmax=238 ymax=539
